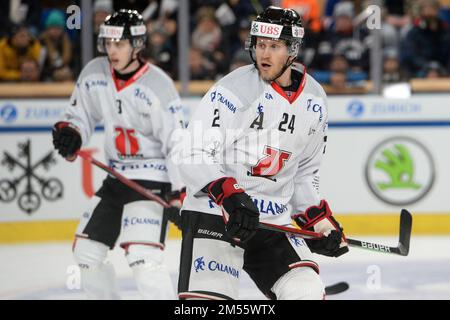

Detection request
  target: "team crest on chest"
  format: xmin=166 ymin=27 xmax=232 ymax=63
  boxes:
xmin=248 ymin=145 xmax=292 ymax=181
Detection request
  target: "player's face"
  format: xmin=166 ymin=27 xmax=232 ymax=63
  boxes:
xmin=105 ymin=39 xmax=134 ymax=70
xmin=255 ymin=38 xmax=290 ymax=81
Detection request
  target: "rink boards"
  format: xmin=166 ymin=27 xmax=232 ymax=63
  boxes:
xmin=1 ymin=94 xmax=449 ymax=243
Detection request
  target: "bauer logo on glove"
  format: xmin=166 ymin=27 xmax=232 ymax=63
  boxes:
xmin=206 ymin=177 xmax=260 ymax=243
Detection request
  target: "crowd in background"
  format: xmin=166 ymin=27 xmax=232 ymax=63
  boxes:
xmin=0 ymin=0 xmax=450 ymax=90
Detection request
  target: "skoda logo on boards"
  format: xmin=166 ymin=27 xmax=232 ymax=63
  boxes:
xmin=365 ymin=137 xmax=435 ymax=206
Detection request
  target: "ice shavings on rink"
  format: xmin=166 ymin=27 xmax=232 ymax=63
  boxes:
xmin=1 ymin=236 xmax=450 ymax=300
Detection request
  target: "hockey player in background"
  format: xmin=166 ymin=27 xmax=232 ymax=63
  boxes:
xmin=52 ymin=9 xmax=185 ymax=299
xmin=177 ymin=6 xmax=348 ymax=300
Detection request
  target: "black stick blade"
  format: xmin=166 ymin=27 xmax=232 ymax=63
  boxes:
xmin=325 ymin=282 xmax=349 ymax=295
xmin=398 ymin=209 xmax=413 ymax=256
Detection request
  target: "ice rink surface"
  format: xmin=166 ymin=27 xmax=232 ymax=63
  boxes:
xmin=1 ymin=236 xmax=449 ymax=300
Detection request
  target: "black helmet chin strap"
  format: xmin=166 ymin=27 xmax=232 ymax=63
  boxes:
xmin=269 ymin=55 xmax=295 ymax=82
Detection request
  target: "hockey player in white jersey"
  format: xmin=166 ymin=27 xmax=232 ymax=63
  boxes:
xmin=52 ymin=9 xmax=185 ymax=299
xmin=177 ymin=6 xmax=348 ymax=300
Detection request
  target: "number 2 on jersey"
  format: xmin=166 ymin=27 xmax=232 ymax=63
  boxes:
xmin=115 ymin=127 xmax=139 ymax=155
xmin=212 ymin=108 xmax=220 ymax=127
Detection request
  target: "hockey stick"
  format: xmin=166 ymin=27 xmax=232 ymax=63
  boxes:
xmin=76 ymin=150 xmax=171 ymax=208
xmin=77 ymin=152 xmax=412 ymax=256
xmin=346 ymin=209 xmax=412 ymax=256
xmin=325 ymin=282 xmax=349 ymax=295
xmin=257 ymin=221 xmax=324 ymax=240
xmin=258 ymin=209 xmax=412 ymax=256
xmin=76 ymin=152 xmax=326 ymax=239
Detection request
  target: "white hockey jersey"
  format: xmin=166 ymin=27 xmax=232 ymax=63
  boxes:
xmin=61 ymin=57 xmax=185 ymax=190
xmin=180 ymin=64 xmax=328 ymax=226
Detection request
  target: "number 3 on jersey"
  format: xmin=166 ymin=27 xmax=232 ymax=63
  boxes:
xmin=115 ymin=127 xmax=140 ymax=156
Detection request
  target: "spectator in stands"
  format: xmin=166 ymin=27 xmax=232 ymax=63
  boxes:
xmin=329 ymin=71 xmax=347 ymax=90
xmin=228 ymin=19 xmax=251 ymax=66
xmin=146 ymin=27 xmax=175 ymax=76
xmin=311 ymin=53 xmax=367 ymax=86
xmin=381 ymin=1 xmax=414 ymax=59
xmin=382 ymin=48 xmax=406 ymax=83
xmin=192 ymin=7 xmax=222 ymax=54
xmin=142 ymin=3 xmax=179 ymax=77
xmin=160 ymin=16 xmax=177 ymax=42
xmin=229 ymin=50 xmax=252 ymax=72
xmin=281 ymin=0 xmax=322 ymax=33
xmin=0 ymin=24 xmax=42 ymax=81
xmin=311 ymin=1 xmax=370 ymax=73
xmin=281 ymin=0 xmax=322 ymax=67
xmin=39 ymin=9 xmax=73 ymax=81
xmin=384 ymin=0 xmax=413 ymax=31
xmin=93 ymin=0 xmax=114 ymax=57
xmin=323 ymin=0 xmax=340 ymax=30
xmin=226 ymin=0 xmax=272 ymax=23
xmin=191 ymin=7 xmax=226 ymax=77
xmin=20 ymin=58 xmax=41 ymax=81
xmin=189 ymin=47 xmax=215 ymax=80
xmin=439 ymin=0 xmax=450 ymax=26
xmin=141 ymin=7 xmax=178 ymax=79
xmin=112 ymin=0 xmax=159 ymax=13
xmin=220 ymin=0 xmax=272 ymax=48
xmin=418 ymin=61 xmax=448 ymax=78
xmin=0 ymin=0 xmax=42 ymax=38
xmin=401 ymin=0 xmax=450 ymax=77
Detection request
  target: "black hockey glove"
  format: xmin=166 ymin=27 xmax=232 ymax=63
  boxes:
xmin=294 ymin=200 xmax=349 ymax=257
xmin=165 ymin=187 xmax=187 ymax=230
xmin=164 ymin=206 xmax=182 ymax=230
xmin=207 ymin=177 xmax=260 ymax=243
xmin=52 ymin=121 xmax=82 ymax=159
